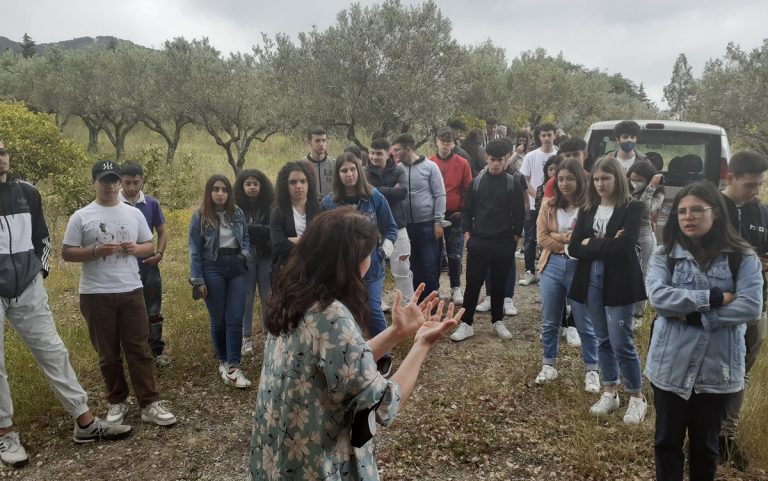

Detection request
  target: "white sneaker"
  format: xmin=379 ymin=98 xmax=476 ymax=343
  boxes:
xmin=515 ymin=249 xmax=524 ymax=259
xmin=381 ymin=301 xmax=391 ymax=312
xmin=590 ymin=392 xmax=621 ymax=416
xmin=0 ymin=432 xmax=28 ymax=468
xmin=534 ymin=365 xmax=558 ymax=385
xmin=632 ymin=316 xmax=643 ymax=331
xmin=623 ymin=396 xmax=648 ymax=425
xmin=565 ymin=326 xmax=581 ymax=347
xmin=476 ymin=297 xmax=491 ymax=312
xmin=106 ymin=401 xmax=129 ymax=425
xmin=519 ymin=270 xmax=537 ymax=286
xmin=241 ymin=337 xmax=254 ymax=356
xmin=584 ymin=370 xmax=601 ymax=393
xmin=451 ymin=287 xmax=463 ymax=305
xmin=503 ymin=297 xmax=518 ymax=316
xmin=141 ymin=400 xmax=177 ymax=426
xmin=492 ymin=321 xmax=513 ymax=340
xmin=450 ymin=322 xmax=475 ymax=342
xmin=218 ymin=362 xmax=229 ymax=382
xmin=225 ymin=367 xmax=252 ymax=388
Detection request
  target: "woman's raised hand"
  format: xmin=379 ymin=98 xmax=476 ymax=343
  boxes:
xmin=414 ymin=300 xmax=464 ymax=347
xmin=390 ymin=283 xmax=438 ymax=338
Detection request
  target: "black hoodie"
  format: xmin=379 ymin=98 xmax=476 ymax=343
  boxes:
xmin=364 ymin=158 xmax=408 ymax=228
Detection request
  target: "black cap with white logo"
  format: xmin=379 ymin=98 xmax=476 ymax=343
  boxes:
xmin=92 ymin=160 xmax=121 ymax=180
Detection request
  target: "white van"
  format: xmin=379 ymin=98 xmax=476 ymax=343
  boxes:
xmin=584 ymin=120 xmax=731 ymax=241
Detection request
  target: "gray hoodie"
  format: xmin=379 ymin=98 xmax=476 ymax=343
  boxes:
xmin=401 ymin=155 xmax=446 ymax=225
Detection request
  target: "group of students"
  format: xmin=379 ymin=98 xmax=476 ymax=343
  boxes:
xmin=0 ymin=122 xmax=766 ymax=481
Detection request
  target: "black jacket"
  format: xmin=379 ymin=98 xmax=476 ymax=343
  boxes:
xmin=364 ymin=159 xmax=407 ymax=228
xmin=0 ymin=176 xmax=50 ymax=298
xmin=462 ymin=170 xmax=525 ymax=240
xmin=567 ymin=199 xmax=647 ymax=306
xmin=269 ymin=203 xmax=319 ymax=271
xmin=723 ymin=195 xmax=768 ymax=256
xmin=240 ymin=200 xmax=272 ymax=257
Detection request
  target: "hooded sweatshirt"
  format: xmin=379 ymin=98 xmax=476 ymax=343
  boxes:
xmin=429 ymin=152 xmax=472 ymax=213
xmin=400 ymin=155 xmax=446 ymax=225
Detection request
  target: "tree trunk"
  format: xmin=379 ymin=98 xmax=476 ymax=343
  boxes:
xmin=166 ymin=141 xmax=178 ymax=164
xmin=87 ymin=125 xmax=100 ymax=153
xmin=115 ymin=132 xmax=126 ymax=161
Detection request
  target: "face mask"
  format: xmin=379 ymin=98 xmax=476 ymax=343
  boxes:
xmin=620 ymin=141 xmax=636 ymax=153
xmin=630 ymin=180 xmax=647 ymax=192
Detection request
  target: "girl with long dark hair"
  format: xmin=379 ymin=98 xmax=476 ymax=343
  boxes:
xmin=567 ymin=156 xmax=648 ymax=424
xmin=645 ymin=180 xmax=762 ymax=481
xmin=233 ymin=169 xmax=274 ymax=355
xmin=188 ymin=175 xmax=251 ymax=388
xmin=250 ymin=209 xmax=461 ymax=480
xmin=269 ymin=161 xmax=320 ymax=272
xmin=535 ymin=159 xmax=599 ymax=391
xmin=320 ymin=153 xmax=398 ymax=375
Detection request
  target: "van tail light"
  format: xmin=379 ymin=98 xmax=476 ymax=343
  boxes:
xmin=718 ymin=157 xmax=728 ymax=190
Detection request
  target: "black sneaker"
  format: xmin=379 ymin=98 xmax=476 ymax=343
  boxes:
xmin=377 ymin=356 xmax=393 ymax=378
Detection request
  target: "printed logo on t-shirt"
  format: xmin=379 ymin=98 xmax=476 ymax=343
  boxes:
xmin=95 ymin=220 xmax=131 ymax=265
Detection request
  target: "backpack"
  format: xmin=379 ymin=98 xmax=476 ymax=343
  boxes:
xmin=473 ymin=169 xmax=520 ymax=194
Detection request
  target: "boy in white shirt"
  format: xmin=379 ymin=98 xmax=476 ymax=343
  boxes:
xmin=62 ymin=161 xmax=176 ymax=428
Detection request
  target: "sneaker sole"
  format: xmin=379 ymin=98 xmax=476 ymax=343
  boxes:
xmin=141 ymin=414 xmax=177 ymax=426
xmin=1 ymin=457 xmax=29 ymax=468
xmin=224 ymin=378 xmax=252 ymax=389
xmin=73 ymin=428 xmax=132 ymax=444
xmin=450 ymin=334 xmax=474 ymax=342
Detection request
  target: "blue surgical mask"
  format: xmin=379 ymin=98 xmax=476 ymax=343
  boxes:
xmin=620 ymin=141 xmax=636 ymax=153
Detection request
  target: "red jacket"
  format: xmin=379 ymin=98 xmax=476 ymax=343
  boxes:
xmin=429 ymin=153 xmax=473 ymax=213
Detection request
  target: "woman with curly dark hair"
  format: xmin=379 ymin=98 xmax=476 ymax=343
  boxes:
xmin=234 ymin=169 xmax=274 ymax=355
xmin=251 ymin=208 xmax=462 ymax=480
xmin=269 ymin=161 xmax=320 ymax=272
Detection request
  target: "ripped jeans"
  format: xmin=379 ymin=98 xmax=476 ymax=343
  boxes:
xmin=389 ymin=228 xmax=414 ymax=303
xmin=570 ymin=260 xmax=643 ymax=393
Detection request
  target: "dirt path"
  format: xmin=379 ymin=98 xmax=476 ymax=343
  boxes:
xmin=8 ymin=263 xmax=767 ymax=480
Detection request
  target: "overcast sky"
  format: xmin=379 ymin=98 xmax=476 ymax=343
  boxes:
xmin=4 ymin=0 xmax=767 ymax=107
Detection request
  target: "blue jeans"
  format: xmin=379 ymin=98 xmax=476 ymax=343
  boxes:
xmin=364 ymin=250 xmax=389 ymax=358
xmin=523 ymin=211 xmax=537 ymax=273
xmin=138 ymin=262 xmax=164 ymax=357
xmin=203 ymin=254 xmax=247 ymax=367
xmin=444 ymin=215 xmax=464 ymax=288
xmin=406 ymin=221 xmax=441 ymax=301
xmin=570 ymin=260 xmax=642 ymax=392
xmin=243 ymin=247 xmax=272 ymax=337
xmin=540 ymin=254 xmax=598 ymax=369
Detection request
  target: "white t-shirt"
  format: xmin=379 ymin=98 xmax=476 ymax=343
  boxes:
xmin=216 ymin=212 xmax=238 ymax=248
xmin=63 ymin=201 xmax=153 ymax=294
xmin=520 ymin=147 xmax=557 ymax=207
xmin=556 ymin=207 xmax=578 ymax=234
xmin=293 ymin=206 xmax=307 ymax=237
xmin=617 ymin=154 xmax=635 ymax=172
xmin=593 ymin=205 xmax=615 ymax=238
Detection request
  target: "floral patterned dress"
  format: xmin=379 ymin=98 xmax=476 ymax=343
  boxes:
xmin=250 ymin=300 xmax=401 ymax=480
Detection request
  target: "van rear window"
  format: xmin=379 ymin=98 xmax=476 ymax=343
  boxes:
xmin=587 ymin=130 xmax=721 ymax=187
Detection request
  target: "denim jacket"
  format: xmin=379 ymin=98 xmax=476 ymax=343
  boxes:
xmin=188 ymin=207 xmax=250 ymax=285
xmin=644 ymin=243 xmax=763 ymax=399
xmin=320 ymin=188 xmax=397 ymax=281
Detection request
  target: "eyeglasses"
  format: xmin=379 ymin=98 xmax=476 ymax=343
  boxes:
xmin=676 ymin=206 xmax=713 ymax=218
